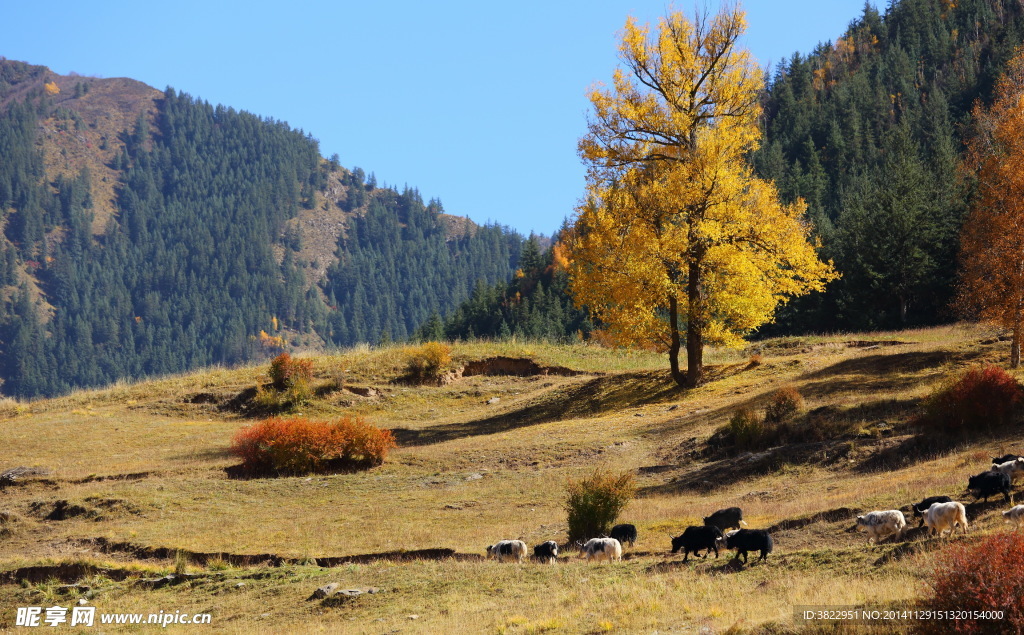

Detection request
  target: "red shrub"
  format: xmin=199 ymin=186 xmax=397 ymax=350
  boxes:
xmin=337 ymin=417 xmax=398 ymax=468
xmin=918 ymin=365 xmax=1023 ymax=433
xmin=230 ymin=416 xmax=396 ymax=476
xmin=922 ymin=531 xmax=1024 ymax=634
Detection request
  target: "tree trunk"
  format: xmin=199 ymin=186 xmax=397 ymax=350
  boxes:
xmin=685 ymin=259 xmax=704 ymax=387
xmin=668 ymin=296 xmax=685 ymax=386
xmin=1012 ymin=322 xmax=1021 ymax=369
xmin=899 ymin=294 xmax=908 ymax=325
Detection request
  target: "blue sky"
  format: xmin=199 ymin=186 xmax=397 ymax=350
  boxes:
xmin=4 ymin=1 xmax=872 ymax=237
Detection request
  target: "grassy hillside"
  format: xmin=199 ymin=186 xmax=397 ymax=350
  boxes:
xmin=1 ymin=326 xmax=1022 ymax=632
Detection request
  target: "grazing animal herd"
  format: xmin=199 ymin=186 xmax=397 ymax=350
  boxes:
xmin=855 ymin=453 xmax=1024 ymax=543
xmin=488 ymin=506 xmax=773 ymax=566
xmin=487 ymin=453 xmax=1024 ymax=565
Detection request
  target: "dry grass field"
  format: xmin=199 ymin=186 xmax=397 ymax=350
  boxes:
xmin=1 ymin=325 xmax=1023 ymax=633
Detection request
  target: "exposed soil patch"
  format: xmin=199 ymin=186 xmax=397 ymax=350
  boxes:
xmin=222 ymin=386 xmax=258 ymax=412
xmin=430 ymin=357 xmax=589 ymax=386
xmin=185 ymin=392 xmax=221 ymax=404
xmin=72 ymin=471 xmax=153 ymax=484
xmin=0 ymin=563 xmax=136 ymax=585
xmin=73 ymin=537 xmax=485 ymax=567
xmin=462 ymin=357 xmax=584 ymax=378
xmin=220 ymin=386 xmax=274 ymax=417
xmin=344 ymin=385 xmax=380 ymax=398
xmin=30 ymin=497 xmax=144 ymax=521
xmin=0 ymin=466 xmax=52 ymax=488
xmin=32 ymin=500 xmax=94 ymax=521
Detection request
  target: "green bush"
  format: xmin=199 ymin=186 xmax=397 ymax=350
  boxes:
xmin=565 ymin=470 xmax=636 ymax=544
xmin=727 ymin=408 xmax=768 ymax=450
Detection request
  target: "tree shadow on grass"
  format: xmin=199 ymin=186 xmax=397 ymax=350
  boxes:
xmin=639 ymin=346 xmax=1006 ymax=494
xmin=797 ymin=350 xmax=969 ymax=402
xmin=391 ymin=371 xmax=685 ymax=447
xmin=642 ymin=397 xmax=923 ymax=496
xmin=167 ymin=447 xmax=233 ymax=462
xmin=803 ymin=350 xmax=959 ymax=380
xmin=638 ymin=439 xmax=841 ymax=496
xmin=855 ymin=423 xmax=1024 ymax=474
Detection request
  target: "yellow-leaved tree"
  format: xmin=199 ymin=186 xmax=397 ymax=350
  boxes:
xmin=959 ymin=51 xmax=1024 ymax=367
xmin=567 ymin=6 xmax=837 ymax=387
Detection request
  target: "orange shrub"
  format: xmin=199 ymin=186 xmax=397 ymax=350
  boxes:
xmin=230 ymin=416 xmax=396 ymax=476
xmin=336 ymin=417 xmax=397 ymax=468
xmin=922 ymin=531 xmax=1024 ymax=633
xmin=917 ymin=365 xmax=1022 ymax=434
xmin=268 ymin=352 xmax=313 ymax=390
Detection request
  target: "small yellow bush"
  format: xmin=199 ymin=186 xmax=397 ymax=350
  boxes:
xmin=404 ymin=342 xmax=452 ymax=381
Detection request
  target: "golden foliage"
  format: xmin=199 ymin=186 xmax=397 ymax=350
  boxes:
xmin=404 ymin=341 xmax=453 ymax=381
xmin=255 ymin=329 xmax=286 ymax=352
xmin=835 ymin=36 xmax=856 ymax=60
xmin=550 ymin=241 xmax=570 ymax=273
xmin=44 ymin=81 xmax=60 ymax=95
xmin=959 ymin=51 xmax=1024 ymax=366
xmin=568 ymin=6 xmax=837 ymax=385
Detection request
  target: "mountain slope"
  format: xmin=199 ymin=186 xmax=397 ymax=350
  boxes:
xmin=756 ymin=0 xmax=1024 ymax=334
xmin=0 ymin=60 xmax=522 ymax=397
